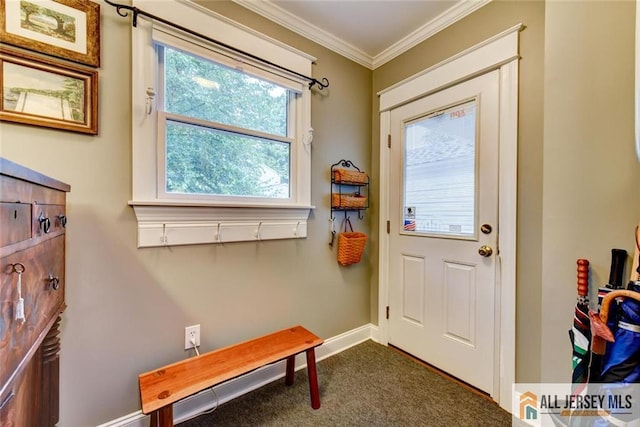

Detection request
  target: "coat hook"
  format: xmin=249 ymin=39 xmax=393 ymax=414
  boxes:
xmin=161 ymin=224 xmax=168 ymax=246
xmin=145 ymin=87 xmax=156 ymax=115
xmin=328 ymin=218 xmax=336 ymax=247
xmin=216 ymin=222 xmax=222 ymax=242
xmin=304 ymin=128 xmax=314 ymax=146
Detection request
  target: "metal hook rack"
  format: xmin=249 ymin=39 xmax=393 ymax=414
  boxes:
xmin=104 ymin=0 xmax=330 ymax=91
xmin=330 ymin=159 xmax=369 ymax=222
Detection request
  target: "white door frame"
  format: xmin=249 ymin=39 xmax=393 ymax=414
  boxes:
xmin=377 ymin=24 xmax=522 ymax=412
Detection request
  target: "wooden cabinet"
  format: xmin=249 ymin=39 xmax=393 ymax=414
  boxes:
xmin=0 ymin=158 xmax=70 ymax=427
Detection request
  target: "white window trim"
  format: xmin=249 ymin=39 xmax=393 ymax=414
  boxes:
xmin=130 ymin=0 xmax=315 ymax=248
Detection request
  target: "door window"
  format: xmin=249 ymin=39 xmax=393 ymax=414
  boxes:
xmin=402 ymin=99 xmax=477 ymax=238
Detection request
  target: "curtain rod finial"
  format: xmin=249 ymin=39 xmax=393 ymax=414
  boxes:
xmin=104 ymin=0 xmax=140 ymax=26
xmin=309 ymin=77 xmax=329 ymax=91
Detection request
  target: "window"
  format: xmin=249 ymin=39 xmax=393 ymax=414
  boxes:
xmin=158 ymin=42 xmax=295 ymax=201
xmin=130 ymin=1 xmax=314 ymax=247
xmin=403 ymin=100 xmax=477 ymax=237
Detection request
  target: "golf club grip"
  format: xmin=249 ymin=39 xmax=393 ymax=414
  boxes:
xmin=608 ymin=248 xmax=627 ymax=288
xmin=577 ymin=259 xmax=589 ymax=297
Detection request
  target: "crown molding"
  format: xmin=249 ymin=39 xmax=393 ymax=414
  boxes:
xmin=233 ymin=0 xmax=491 ymax=70
xmin=232 ymin=0 xmax=373 ymax=68
xmin=372 ymin=0 xmax=492 ymax=69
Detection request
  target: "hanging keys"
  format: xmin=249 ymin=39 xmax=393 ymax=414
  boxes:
xmin=12 ymin=263 xmax=25 ymax=323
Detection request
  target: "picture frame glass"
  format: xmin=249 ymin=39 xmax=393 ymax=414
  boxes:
xmin=5 ymin=0 xmax=88 ymax=55
xmin=3 ymin=60 xmax=86 ymax=123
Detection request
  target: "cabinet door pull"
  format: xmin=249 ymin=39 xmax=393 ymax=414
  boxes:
xmin=48 ymin=274 xmax=60 ymax=291
xmin=38 ymin=212 xmax=51 ymax=234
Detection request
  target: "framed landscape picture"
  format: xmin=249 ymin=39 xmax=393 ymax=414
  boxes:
xmin=0 ymin=0 xmax=100 ymax=67
xmin=0 ymin=47 xmax=98 ymax=134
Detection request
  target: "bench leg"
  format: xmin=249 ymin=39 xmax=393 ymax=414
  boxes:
xmin=149 ymin=405 xmax=173 ymax=427
xmin=305 ymin=348 xmax=320 ymax=409
xmin=285 ymin=355 xmax=296 ymax=386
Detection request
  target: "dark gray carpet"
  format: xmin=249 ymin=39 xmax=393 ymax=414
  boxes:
xmin=178 ymin=340 xmax=514 ymax=426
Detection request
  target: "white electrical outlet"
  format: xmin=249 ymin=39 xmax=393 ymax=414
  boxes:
xmin=184 ymin=324 xmax=200 ymax=350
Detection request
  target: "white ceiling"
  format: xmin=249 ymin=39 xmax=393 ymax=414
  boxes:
xmin=233 ymin=0 xmax=491 ymax=69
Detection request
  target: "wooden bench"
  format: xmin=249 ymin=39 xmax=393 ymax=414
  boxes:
xmin=139 ymin=325 xmax=324 ymax=427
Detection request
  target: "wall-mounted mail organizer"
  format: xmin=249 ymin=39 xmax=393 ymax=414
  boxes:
xmin=330 ymin=159 xmax=369 ymax=221
xmin=329 ymin=159 xmax=369 ymax=260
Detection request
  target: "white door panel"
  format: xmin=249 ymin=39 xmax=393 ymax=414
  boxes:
xmin=400 ymin=254 xmax=425 ymax=325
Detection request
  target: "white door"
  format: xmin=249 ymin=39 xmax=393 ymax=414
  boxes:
xmin=388 ymin=70 xmax=499 ymax=394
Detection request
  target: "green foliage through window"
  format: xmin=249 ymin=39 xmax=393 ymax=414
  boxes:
xmin=165 ymin=121 xmax=290 ymax=197
xmin=160 ymin=44 xmax=291 ymax=198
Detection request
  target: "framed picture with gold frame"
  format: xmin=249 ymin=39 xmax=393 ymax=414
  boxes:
xmin=0 ymin=47 xmax=98 ymax=134
xmin=0 ymin=0 xmax=100 ymax=67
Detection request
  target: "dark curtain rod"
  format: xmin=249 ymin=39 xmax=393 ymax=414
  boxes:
xmin=104 ymin=0 xmax=329 ymax=90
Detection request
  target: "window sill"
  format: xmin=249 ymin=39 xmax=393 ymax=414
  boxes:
xmin=129 ymin=201 xmax=314 ymax=248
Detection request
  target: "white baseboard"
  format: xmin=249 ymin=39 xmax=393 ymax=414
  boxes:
xmin=97 ymin=323 xmax=378 ymax=427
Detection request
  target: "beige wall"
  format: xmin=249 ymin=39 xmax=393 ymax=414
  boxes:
xmin=372 ymin=1 xmax=546 ymax=383
xmin=0 ymin=1 xmax=372 ymax=425
xmin=541 ymin=1 xmax=640 ymax=381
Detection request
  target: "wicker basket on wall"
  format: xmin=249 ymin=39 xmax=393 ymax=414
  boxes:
xmin=337 ymin=218 xmax=367 ymax=266
xmin=331 ymin=193 xmax=367 ymax=209
xmin=333 ymin=168 xmax=368 ymax=185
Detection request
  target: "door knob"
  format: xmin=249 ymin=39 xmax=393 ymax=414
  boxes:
xmin=478 ymin=245 xmax=493 ymax=257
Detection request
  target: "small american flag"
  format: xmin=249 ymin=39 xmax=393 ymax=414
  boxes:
xmin=403 ymin=220 xmax=416 ymax=231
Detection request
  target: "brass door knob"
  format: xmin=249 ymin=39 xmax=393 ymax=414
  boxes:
xmin=478 ymin=245 xmax=493 ymax=257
